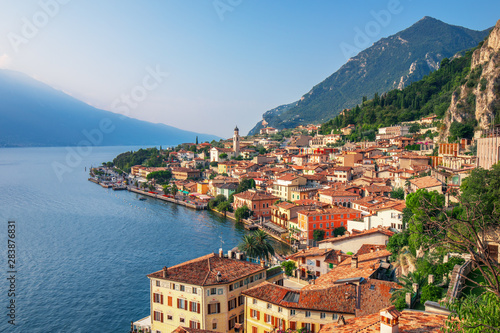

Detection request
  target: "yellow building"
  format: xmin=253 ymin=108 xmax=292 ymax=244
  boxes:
xmin=147 ymin=252 xmax=267 ymax=333
xmin=242 ymin=282 xmax=356 ymax=333
xmin=196 ymin=182 xmax=209 ymax=195
xmin=218 ymin=162 xmax=238 ymax=175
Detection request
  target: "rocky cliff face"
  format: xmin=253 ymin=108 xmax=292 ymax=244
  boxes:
xmin=443 ymin=19 xmax=500 ymax=139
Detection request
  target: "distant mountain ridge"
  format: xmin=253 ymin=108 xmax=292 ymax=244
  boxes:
xmin=0 ymin=70 xmax=220 ymax=147
xmin=248 ymin=16 xmax=491 ymax=135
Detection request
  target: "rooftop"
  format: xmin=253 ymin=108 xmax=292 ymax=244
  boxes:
xmin=147 ymin=253 xmax=265 ymax=286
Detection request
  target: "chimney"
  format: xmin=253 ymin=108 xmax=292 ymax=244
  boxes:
xmin=380 ymin=306 xmax=400 ymax=333
xmin=219 ymin=248 xmax=224 ymax=258
xmin=405 ymin=292 xmax=412 ymax=308
xmin=162 ymin=266 xmax=168 ymax=278
xmin=428 ymin=274 xmax=434 ymax=284
xmin=260 ymin=259 xmax=266 ymax=268
xmin=236 ymin=252 xmax=242 ymax=260
xmin=216 ymin=271 xmax=222 ymax=282
xmin=351 ymin=254 xmax=358 ymax=269
xmin=228 ymin=250 xmax=233 ymax=259
xmin=338 ymin=255 xmax=342 ymax=263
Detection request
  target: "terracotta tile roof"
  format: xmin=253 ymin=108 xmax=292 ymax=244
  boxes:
xmin=287 ymin=247 xmax=335 ymax=260
xmin=297 ymin=206 xmax=361 ymax=216
xmin=319 ymin=189 xmax=360 ymax=198
xmin=317 ymin=227 xmax=394 ymax=245
xmin=233 ymin=190 xmax=278 ymax=202
xmin=409 ymin=176 xmax=442 ymax=189
xmin=303 ymin=250 xmax=393 ymax=292
xmin=319 ymin=309 xmax=450 ymax=332
xmin=242 ymin=281 xmax=356 ymax=314
xmin=147 ymin=253 xmax=265 ymax=286
xmin=356 ymin=244 xmax=387 ymax=256
xmin=276 ymin=202 xmax=296 ymax=209
xmin=324 ymin=250 xmax=351 ymax=265
xmin=293 ymin=199 xmax=329 ymax=207
xmin=277 ymin=174 xmax=300 ymax=181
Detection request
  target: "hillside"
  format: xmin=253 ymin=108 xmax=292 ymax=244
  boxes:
xmin=249 ymin=17 xmax=490 ymax=135
xmin=0 ymin=70 xmax=220 ymax=147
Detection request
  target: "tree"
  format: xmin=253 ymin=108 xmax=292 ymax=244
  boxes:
xmin=236 ymin=178 xmax=256 ymax=194
xmin=146 ymin=170 xmax=172 ymax=184
xmin=444 ymin=292 xmax=500 ymax=333
xmin=217 ymin=201 xmax=231 ymax=213
xmin=391 ymin=271 xmax=427 ymax=308
xmin=235 ymin=206 xmax=250 ymax=222
xmin=333 ymin=226 xmax=346 ymax=237
xmin=391 ymin=187 xmax=405 ymax=199
xmin=281 ymin=261 xmax=297 ymax=276
xmin=208 ymin=194 xmax=227 ymax=210
xmin=420 ymin=284 xmax=443 ymax=304
xmin=219 ymin=153 xmax=228 ymax=159
xmin=313 ymin=229 xmax=325 ymax=241
xmin=252 ymin=229 xmax=275 ymax=260
xmin=238 ymin=235 xmax=260 ymax=259
xmin=210 ymin=161 xmax=218 ymax=167
xmin=171 ymin=184 xmax=178 ymax=196
xmin=409 ymin=123 xmax=421 ymax=134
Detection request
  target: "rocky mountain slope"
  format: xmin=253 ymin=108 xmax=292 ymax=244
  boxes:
xmin=249 ymin=17 xmax=490 ymax=135
xmin=442 ymin=19 xmax=500 ymax=139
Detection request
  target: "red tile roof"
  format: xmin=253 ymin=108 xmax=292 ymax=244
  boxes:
xmin=317 ymin=227 xmax=394 ymax=245
xmin=147 ymin=253 xmax=265 ymax=286
xmin=242 ymin=281 xmax=356 ymax=314
xmin=319 ymin=309 xmax=450 ymax=332
xmin=233 ymin=190 xmax=278 ymax=202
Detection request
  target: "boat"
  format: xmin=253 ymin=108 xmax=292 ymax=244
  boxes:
xmin=139 ymin=197 xmax=147 ymax=201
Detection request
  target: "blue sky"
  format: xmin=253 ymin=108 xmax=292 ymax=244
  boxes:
xmin=0 ymin=1 xmax=499 ymax=138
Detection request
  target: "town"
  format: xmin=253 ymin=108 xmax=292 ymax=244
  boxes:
xmin=89 ymin=117 xmax=500 ymax=333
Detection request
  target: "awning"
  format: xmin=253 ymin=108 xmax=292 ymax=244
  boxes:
xmin=181 ymin=190 xmax=190 ymax=194
xmin=263 ymin=221 xmax=287 ymax=234
xmin=133 ymin=316 xmax=151 ymax=329
xmin=199 ymin=195 xmax=211 ymax=200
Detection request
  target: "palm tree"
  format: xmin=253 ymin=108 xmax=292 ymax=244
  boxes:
xmin=391 ymin=271 xmax=427 ymax=303
xmin=238 ymin=235 xmax=260 ymax=259
xmin=253 ymin=230 xmax=275 ymax=260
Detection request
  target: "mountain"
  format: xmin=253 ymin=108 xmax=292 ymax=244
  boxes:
xmin=248 ymin=17 xmax=491 ymax=135
xmin=0 ymin=70 xmax=220 ymax=147
xmin=443 ymin=19 xmax=500 ymax=138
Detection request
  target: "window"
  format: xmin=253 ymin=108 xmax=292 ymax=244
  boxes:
xmin=313 ymin=224 xmax=316 ymax=228
xmin=238 ymin=295 xmax=244 ymax=306
xmin=290 ymin=309 xmax=296 ymax=315
xmin=254 ymin=204 xmax=256 ymax=209
xmin=190 ymin=301 xmax=200 ymax=313
xmin=239 ymin=280 xmax=244 ymax=287
xmin=252 ymin=299 xmax=257 ymax=305
xmin=190 ymin=321 xmax=200 ymax=329
xmin=212 ymin=323 xmax=217 ymax=330
xmin=167 ymin=315 xmax=173 ymax=320
xmin=218 ymin=288 xmax=223 ymax=295
xmin=153 ymin=311 xmax=163 ymax=323
xmin=278 ymin=307 xmax=283 ymax=313
xmin=192 ymin=287 xmax=197 ymax=294
xmin=320 ymin=312 xmax=326 ymax=319
xmin=180 ymin=317 xmax=185 ymax=323
xmin=178 ymin=298 xmax=187 ymax=310
xmin=304 ymin=323 xmax=311 ymax=331
xmin=156 ymin=280 xmax=160 ymax=287
xmin=313 ymin=216 xmax=316 ymax=221
xmin=332 ymin=313 xmax=338 ymax=320
xmin=228 ymin=298 xmax=237 ymax=310
xmin=250 ymin=275 xmax=254 ymax=283
xmin=168 ymin=296 xmax=172 ymax=306
xmin=290 ymin=321 xmax=296 ymax=330
xmin=341 ymin=222 xmax=344 ymax=227
xmin=305 ymin=311 xmax=311 ymax=317
xmin=369 ymin=285 xmax=375 ymax=290
xmin=316 ymin=260 xmax=320 ymax=267
xmin=252 ymin=326 xmax=257 ymax=333
xmin=171 ymin=283 xmax=176 ymax=290
xmin=153 ymin=293 xmax=163 ymax=304
xmin=208 ymin=303 xmax=221 ymax=314
xmin=267 ymin=303 xmax=272 ymax=309
xmin=319 ymin=223 xmax=322 ymax=228
xmin=229 ymin=317 xmax=237 ymax=329
xmin=264 ymin=314 xmax=271 ymax=323
xmin=210 ymin=288 xmax=217 ymax=295
xmin=326 ymin=231 xmax=329 ymax=236
xmin=180 ymin=285 xmax=185 ymax=292
xmin=229 ymin=284 xmax=233 ymax=291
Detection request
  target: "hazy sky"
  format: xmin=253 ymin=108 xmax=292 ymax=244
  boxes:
xmin=0 ymin=1 xmax=499 ymax=138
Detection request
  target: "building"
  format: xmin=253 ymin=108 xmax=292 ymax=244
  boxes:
xmin=296 ymin=206 xmax=362 ymax=245
xmin=408 ymin=176 xmax=442 ymax=194
xmin=287 ymin=247 xmax=348 ymax=278
xmin=348 ymin=201 xmax=406 ymax=232
xmin=318 ymin=189 xmax=360 ymax=207
xmin=171 ymin=167 xmax=202 ymax=180
xmin=319 ymin=306 xmax=450 ymax=333
xmin=376 ymin=126 xmax=409 ymax=140
xmin=243 ymin=282 xmax=357 ymax=333
xmin=233 ymin=190 xmax=278 ymax=219
xmin=233 ymin=126 xmax=240 ymax=157
xmin=272 ymin=174 xmax=307 ymax=201
xmin=146 ymin=252 xmax=266 ymax=333
xmin=477 ymin=128 xmax=500 ymax=169
xmin=210 ymin=147 xmax=235 ymax=162
xmin=214 ymin=183 xmax=238 ymax=200
xmin=318 ymin=227 xmax=394 ymax=253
